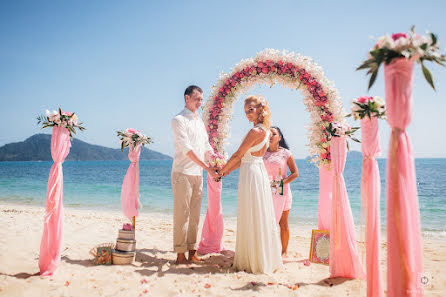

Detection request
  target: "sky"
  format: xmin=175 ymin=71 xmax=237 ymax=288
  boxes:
xmin=1 ymin=0 xmax=445 ymax=158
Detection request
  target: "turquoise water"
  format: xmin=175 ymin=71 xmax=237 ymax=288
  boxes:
xmin=0 ymin=159 xmax=445 ymax=237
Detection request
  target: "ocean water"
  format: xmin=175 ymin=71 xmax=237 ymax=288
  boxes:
xmin=0 ymin=159 xmax=445 ymax=238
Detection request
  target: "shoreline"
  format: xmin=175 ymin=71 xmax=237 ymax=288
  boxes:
xmin=1 ymin=200 xmax=445 ymax=241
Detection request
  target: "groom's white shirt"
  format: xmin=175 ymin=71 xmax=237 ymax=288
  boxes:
xmin=171 ymin=107 xmax=213 ymax=176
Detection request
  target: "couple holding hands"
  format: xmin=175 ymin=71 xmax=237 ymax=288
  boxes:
xmin=171 ymin=85 xmax=298 ymax=274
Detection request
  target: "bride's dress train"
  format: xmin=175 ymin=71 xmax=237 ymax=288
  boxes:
xmin=233 ymin=124 xmax=283 ymax=274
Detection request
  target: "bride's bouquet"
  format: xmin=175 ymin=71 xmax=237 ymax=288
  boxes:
xmin=349 ymin=96 xmax=386 ymax=120
xmin=207 ymin=151 xmax=226 ymax=182
xmin=357 ymin=26 xmax=445 ymax=90
xmin=207 ymin=151 xmax=226 ymax=169
xmin=117 ymin=128 xmax=152 ymax=151
xmin=37 ymin=108 xmax=86 ymax=138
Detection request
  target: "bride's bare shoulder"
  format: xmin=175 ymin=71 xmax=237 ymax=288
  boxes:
xmin=247 ymin=126 xmax=266 ymax=139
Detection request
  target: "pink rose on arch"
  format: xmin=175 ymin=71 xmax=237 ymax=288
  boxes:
xmin=392 ymin=33 xmax=408 ymax=41
xmin=262 ymin=67 xmax=268 ymax=74
xmin=62 ymin=111 xmax=73 ymax=116
xmin=257 ymin=62 xmax=264 ymax=68
xmin=126 ymin=128 xmax=136 ymax=134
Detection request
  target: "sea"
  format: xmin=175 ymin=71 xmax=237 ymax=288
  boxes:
xmin=0 ymin=159 xmax=445 ymax=239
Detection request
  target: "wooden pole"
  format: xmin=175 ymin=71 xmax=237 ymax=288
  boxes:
xmin=132 ymin=216 xmax=135 ymax=230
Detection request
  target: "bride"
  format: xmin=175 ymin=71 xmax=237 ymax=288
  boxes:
xmin=218 ymin=95 xmax=283 ymax=274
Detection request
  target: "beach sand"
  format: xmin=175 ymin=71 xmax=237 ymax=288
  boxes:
xmin=0 ymin=204 xmax=444 ymax=297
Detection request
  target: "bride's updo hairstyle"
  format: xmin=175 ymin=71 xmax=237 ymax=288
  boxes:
xmin=244 ymin=95 xmax=272 ymax=129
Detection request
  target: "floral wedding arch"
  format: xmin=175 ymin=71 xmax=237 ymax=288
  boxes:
xmin=202 ymin=49 xmax=347 ymax=166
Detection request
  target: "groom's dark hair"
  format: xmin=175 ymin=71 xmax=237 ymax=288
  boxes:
xmin=184 ymin=85 xmax=203 ymax=97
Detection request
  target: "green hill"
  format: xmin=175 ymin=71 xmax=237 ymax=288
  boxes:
xmin=0 ymin=134 xmax=172 ymax=161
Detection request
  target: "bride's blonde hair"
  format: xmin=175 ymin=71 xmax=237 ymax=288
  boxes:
xmin=244 ymin=95 xmax=272 ymax=129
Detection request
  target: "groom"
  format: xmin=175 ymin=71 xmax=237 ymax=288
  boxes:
xmin=171 ymin=85 xmax=218 ymax=264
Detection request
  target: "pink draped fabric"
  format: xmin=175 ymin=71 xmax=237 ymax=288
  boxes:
xmin=39 ymin=126 xmax=71 ymax=276
xmin=318 ymin=163 xmax=333 ymax=230
xmin=198 ymin=175 xmax=224 ymax=254
xmin=361 ymin=117 xmax=383 ymax=297
xmin=329 ymin=137 xmax=365 ymax=279
xmin=384 ymin=58 xmax=423 ymax=297
xmin=121 ymin=144 xmax=141 ymax=222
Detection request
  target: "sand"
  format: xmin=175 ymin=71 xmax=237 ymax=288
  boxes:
xmin=0 ymin=203 xmax=444 ymax=297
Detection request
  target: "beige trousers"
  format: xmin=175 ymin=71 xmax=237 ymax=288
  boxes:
xmin=171 ymin=172 xmax=203 ymax=253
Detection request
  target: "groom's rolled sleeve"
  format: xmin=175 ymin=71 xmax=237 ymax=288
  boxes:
xmin=172 ymin=118 xmax=193 ymax=155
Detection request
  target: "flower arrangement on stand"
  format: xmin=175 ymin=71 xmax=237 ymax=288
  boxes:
xmin=350 ymin=95 xmax=386 ymax=297
xmin=117 ymin=128 xmax=152 ymax=151
xmin=357 ymin=26 xmax=446 ymax=90
xmin=37 ymin=107 xmax=85 ymax=276
xmin=324 ymin=122 xmax=360 ymax=151
xmin=37 ymin=108 xmax=85 ymax=137
xmin=350 ymin=96 xmax=386 ymax=120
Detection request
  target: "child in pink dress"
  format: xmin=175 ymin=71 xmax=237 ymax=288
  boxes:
xmin=263 ymin=126 xmax=299 ymax=257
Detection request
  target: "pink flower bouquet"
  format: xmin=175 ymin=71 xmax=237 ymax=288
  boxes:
xmin=350 ymin=96 xmax=386 ymax=120
xmin=324 ymin=122 xmax=360 ymax=150
xmin=37 ymin=108 xmax=86 ymax=137
xmin=357 ymin=26 xmax=445 ymax=90
xmin=207 ymin=152 xmax=226 ymax=182
xmin=207 ymin=151 xmax=226 ymax=169
xmin=117 ymin=128 xmax=152 ymax=151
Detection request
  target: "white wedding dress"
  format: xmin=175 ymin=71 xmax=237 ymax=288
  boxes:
xmin=233 ymin=124 xmax=283 ymax=274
